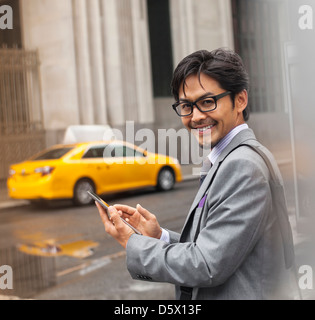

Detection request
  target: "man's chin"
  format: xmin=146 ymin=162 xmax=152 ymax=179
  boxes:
xmin=198 ymin=138 xmax=212 ymax=150
xmin=191 ymin=129 xmax=213 ymax=150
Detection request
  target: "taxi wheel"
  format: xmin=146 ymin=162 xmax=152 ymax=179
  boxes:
xmin=73 ymin=178 xmax=95 ymax=206
xmin=157 ymin=167 xmax=175 ymax=191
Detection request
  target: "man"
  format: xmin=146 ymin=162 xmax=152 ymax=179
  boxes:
xmin=96 ymin=48 xmax=297 ymax=300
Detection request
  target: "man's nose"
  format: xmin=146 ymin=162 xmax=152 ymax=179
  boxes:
xmin=191 ymin=106 xmax=207 ymax=122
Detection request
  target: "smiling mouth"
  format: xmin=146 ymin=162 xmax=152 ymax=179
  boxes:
xmin=193 ymin=124 xmax=216 ymax=134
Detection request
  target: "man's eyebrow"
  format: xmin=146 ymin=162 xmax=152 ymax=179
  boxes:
xmin=179 ymin=92 xmax=215 ymax=102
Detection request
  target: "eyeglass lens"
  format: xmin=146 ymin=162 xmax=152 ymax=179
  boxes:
xmin=176 ymin=97 xmax=216 ymax=116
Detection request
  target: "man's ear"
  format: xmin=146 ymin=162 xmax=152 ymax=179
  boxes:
xmin=235 ymin=90 xmax=248 ymax=114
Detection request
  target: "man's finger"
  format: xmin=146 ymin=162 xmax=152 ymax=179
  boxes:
xmin=136 ymin=204 xmax=152 ymax=220
xmin=113 ymin=204 xmax=137 ymax=216
xmin=108 ymin=207 xmax=125 ymax=228
xmin=108 ymin=207 xmax=135 ymax=238
xmin=95 ymin=202 xmax=119 ymax=234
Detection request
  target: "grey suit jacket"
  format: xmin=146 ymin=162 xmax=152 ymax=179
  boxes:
xmin=126 ymin=129 xmax=297 ymax=300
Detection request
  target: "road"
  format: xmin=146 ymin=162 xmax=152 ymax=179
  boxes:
xmin=0 ymin=179 xmax=199 ymax=300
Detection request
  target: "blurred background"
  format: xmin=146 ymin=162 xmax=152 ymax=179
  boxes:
xmin=0 ymin=0 xmax=315 ymax=300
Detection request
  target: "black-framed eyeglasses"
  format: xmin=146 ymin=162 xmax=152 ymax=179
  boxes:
xmin=172 ymin=91 xmax=232 ymax=117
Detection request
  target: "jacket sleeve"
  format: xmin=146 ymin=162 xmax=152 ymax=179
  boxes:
xmin=126 ymin=154 xmax=272 ymax=287
xmin=166 ymin=229 xmax=180 ymax=244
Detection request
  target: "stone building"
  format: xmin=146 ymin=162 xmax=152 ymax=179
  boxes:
xmin=2 ymin=0 xmax=312 ymax=223
xmin=0 ymin=0 xmax=234 ymax=184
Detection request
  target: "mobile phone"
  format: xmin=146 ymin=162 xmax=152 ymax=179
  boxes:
xmin=87 ymin=191 xmax=142 ymax=235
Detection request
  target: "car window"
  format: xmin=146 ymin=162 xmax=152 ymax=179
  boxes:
xmin=32 ymin=148 xmax=74 ymax=160
xmin=134 ymin=149 xmax=145 ymax=157
xmin=103 ymin=145 xmax=145 ymax=158
xmin=82 ymin=146 xmax=106 ymax=159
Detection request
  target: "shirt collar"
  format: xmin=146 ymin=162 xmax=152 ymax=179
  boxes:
xmin=209 ymin=124 xmax=249 ymax=165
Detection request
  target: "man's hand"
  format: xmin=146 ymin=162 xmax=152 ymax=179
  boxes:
xmin=114 ymin=204 xmax=162 ymax=239
xmin=96 ymin=202 xmax=134 ymax=248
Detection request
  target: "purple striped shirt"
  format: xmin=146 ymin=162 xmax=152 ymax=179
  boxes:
xmin=209 ymin=124 xmax=249 ymax=166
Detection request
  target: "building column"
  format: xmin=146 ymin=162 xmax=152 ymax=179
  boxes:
xmin=100 ymin=0 xmax=154 ymax=126
xmin=20 ymin=0 xmax=80 ymax=131
xmin=100 ymin=0 xmax=125 ymax=126
xmin=170 ymin=0 xmax=196 ymax=65
xmin=219 ymin=0 xmax=234 ymax=49
xmin=131 ymin=0 xmax=154 ymax=124
xmin=170 ymin=0 xmax=234 ymax=66
xmin=87 ymin=0 xmax=108 ymax=124
xmin=116 ymin=0 xmax=139 ymax=123
xmin=72 ymin=0 xmax=94 ymax=124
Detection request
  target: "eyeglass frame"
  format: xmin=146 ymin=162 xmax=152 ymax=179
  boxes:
xmin=172 ymin=91 xmax=232 ymax=117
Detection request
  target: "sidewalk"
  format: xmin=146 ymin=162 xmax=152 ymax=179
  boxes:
xmin=181 ymin=163 xmax=200 ymax=181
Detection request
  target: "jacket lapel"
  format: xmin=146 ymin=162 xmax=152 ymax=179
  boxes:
xmin=180 ymin=129 xmax=257 ymax=239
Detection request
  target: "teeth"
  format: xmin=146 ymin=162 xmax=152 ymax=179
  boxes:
xmin=198 ymin=125 xmax=214 ymax=132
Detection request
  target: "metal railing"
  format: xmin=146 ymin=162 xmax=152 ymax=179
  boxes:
xmin=0 ymin=49 xmax=45 ymax=199
xmin=0 ymin=246 xmax=56 ymax=298
xmin=0 ymin=48 xmax=43 ymax=135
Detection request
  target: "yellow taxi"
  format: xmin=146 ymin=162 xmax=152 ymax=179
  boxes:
xmin=7 ymin=141 xmax=182 ymax=205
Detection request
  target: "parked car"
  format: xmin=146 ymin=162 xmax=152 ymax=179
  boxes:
xmin=7 ymin=140 xmax=182 ymax=206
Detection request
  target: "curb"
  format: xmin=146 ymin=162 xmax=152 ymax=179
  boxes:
xmin=0 ymin=200 xmax=30 ymax=210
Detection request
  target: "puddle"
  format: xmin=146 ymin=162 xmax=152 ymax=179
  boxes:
xmin=0 ymin=239 xmax=99 ymax=299
xmin=18 ymin=239 xmax=99 ymax=259
xmin=12 ymin=231 xmax=99 ymax=258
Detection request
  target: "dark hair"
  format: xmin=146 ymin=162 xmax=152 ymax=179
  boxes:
xmin=171 ymin=48 xmax=250 ymax=121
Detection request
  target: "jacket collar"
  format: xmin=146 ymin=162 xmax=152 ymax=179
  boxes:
xmin=215 ymin=128 xmax=257 ymax=166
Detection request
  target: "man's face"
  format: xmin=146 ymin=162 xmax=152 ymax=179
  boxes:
xmin=179 ymin=73 xmax=247 ymax=149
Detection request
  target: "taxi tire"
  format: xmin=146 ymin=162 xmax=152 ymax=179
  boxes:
xmin=73 ymin=178 xmax=95 ymax=206
xmin=156 ymin=167 xmax=175 ymax=191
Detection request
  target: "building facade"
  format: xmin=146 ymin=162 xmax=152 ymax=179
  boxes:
xmin=0 ymin=0 xmax=234 ymax=180
xmin=2 ymin=0 xmax=312 ymax=224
